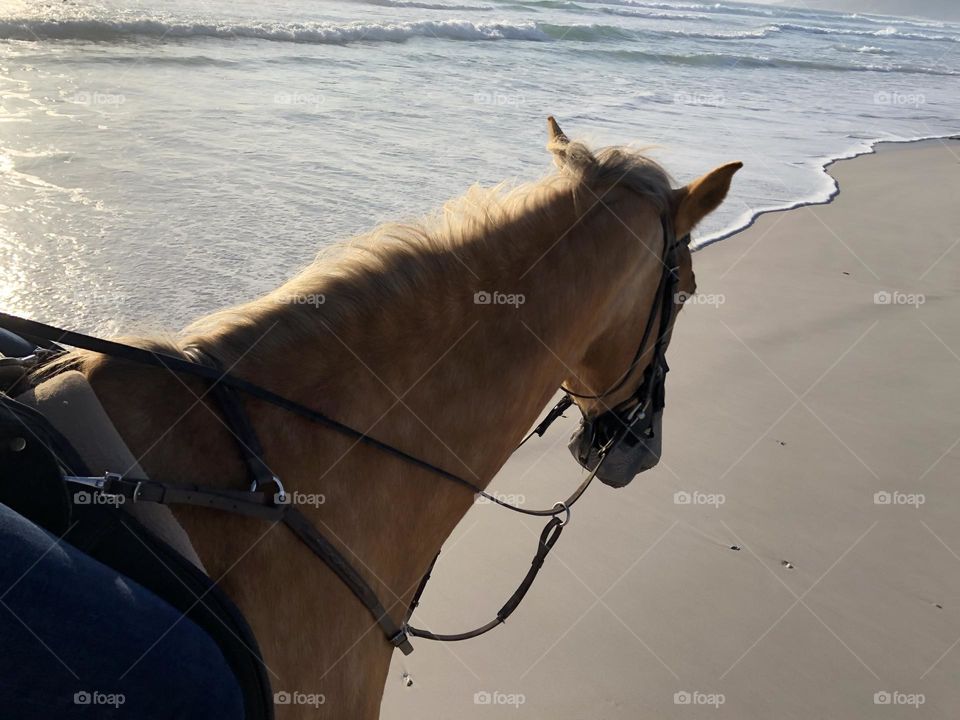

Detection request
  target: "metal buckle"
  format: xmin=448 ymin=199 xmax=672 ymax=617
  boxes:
xmin=626 ymin=397 xmax=651 ymax=422
xmin=63 ymin=472 xmax=125 ymax=505
xmin=390 ymin=629 xmax=413 ymax=655
xmin=251 ymin=475 xmax=286 ymax=504
xmin=552 ymin=501 xmax=571 ymax=527
xmin=64 ymin=471 xmax=121 ymax=491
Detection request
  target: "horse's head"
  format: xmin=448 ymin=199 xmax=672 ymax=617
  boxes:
xmin=545 ymin=117 xmax=741 ymax=486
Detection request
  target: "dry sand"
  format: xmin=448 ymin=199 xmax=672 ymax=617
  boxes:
xmin=383 ymin=139 xmax=960 ymax=719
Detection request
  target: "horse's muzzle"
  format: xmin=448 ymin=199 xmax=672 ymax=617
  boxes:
xmin=568 ymin=408 xmax=663 ymax=488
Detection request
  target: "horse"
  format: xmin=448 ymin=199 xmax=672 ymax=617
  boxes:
xmin=39 ymin=117 xmax=740 ymax=718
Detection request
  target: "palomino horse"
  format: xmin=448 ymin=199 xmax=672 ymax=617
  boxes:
xmin=50 ymin=118 xmax=740 ymax=718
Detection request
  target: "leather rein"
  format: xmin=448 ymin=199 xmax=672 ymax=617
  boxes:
xmin=0 ymin=216 xmax=682 ymax=656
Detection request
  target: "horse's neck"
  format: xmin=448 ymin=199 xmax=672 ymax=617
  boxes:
xmin=89 ymin=195 xmax=639 ymax=718
xmin=240 ymin=209 xmax=620 ymax=568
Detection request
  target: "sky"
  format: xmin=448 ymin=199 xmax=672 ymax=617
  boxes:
xmin=761 ymin=0 xmax=960 ymax=21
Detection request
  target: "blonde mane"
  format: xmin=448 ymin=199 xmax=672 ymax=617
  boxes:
xmin=42 ymin=142 xmax=673 ymax=374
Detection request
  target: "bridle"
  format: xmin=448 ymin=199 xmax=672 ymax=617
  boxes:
xmin=562 ymin=218 xmax=681 ymax=404
xmin=0 ymin=214 xmax=686 ymax=655
xmin=560 ymin=213 xmax=686 ymax=487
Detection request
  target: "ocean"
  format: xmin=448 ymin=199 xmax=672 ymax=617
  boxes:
xmin=1 ymin=0 xmax=958 ymax=334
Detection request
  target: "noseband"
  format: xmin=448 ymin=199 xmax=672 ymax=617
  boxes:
xmin=0 ymin=214 xmax=685 ymax=656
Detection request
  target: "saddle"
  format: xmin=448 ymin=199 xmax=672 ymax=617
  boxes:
xmin=0 ymin=331 xmax=274 ymax=720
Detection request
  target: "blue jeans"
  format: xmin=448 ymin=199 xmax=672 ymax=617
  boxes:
xmin=0 ymin=503 xmax=244 ymax=719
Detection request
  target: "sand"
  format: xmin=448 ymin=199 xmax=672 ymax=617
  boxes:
xmin=382 ymin=139 xmax=960 ymax=719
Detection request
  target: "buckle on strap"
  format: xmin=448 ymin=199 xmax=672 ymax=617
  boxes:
xmin=63 ymin=472 xmax=137 ymax=504
xmin=533 ymin=395 xmax=574 ymax=437
xmin=390 ymin=628 xmax=414 ymax=656
xmin=63 ymin=472 xmax=118 ymax=491
xmin=251 ymin=474 xmax=286 ymax=504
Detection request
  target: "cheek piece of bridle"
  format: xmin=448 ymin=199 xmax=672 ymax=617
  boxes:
xmin=0 ymin=217 xmax=685 ymax=657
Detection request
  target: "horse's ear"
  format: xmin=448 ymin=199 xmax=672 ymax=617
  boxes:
xmin=671 ymin=162 xmax=743 ymax=239
xmin=545 ymin=116 xmax=598 ymax=174
xmin=546 ymin=116 xmax=570 ymax=167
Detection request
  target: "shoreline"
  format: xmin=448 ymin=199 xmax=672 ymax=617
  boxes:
xmin=697 ymin=131 xmax=960 ymax=250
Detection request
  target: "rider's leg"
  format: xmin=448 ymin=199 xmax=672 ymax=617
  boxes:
xmin=0 ymin=503 xmax=244 ymax=719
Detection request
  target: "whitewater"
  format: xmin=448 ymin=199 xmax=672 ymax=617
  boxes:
xmin=1 ymin=0 xmax=958 ymax=333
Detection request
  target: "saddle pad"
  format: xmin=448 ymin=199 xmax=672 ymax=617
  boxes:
xmin=17 ymin=371 xmax=205 ymax=571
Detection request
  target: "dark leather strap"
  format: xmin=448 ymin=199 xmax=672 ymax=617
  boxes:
xmin=97 ymin=475 xmax=414 ymax=654
xmin=406 ymin=552 xmax=439 ymax=617
xmin=98 ymin=472 xmax=567 ymax=653
xmin=183 ymin=348 xmax=277 ymax=489
xmin=283 ymin=509 xmax=412 ymax=654
xmin=517 ymin=394 xmax=574 ymax=448
xmin=405 ymin=517 xmax=563 ymax=642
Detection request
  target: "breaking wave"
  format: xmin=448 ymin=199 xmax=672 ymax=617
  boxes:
xmin=0 ymin=17 xmax=549 ymax=44
xmin=2 ymin=14 xmax=957 ymax=47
